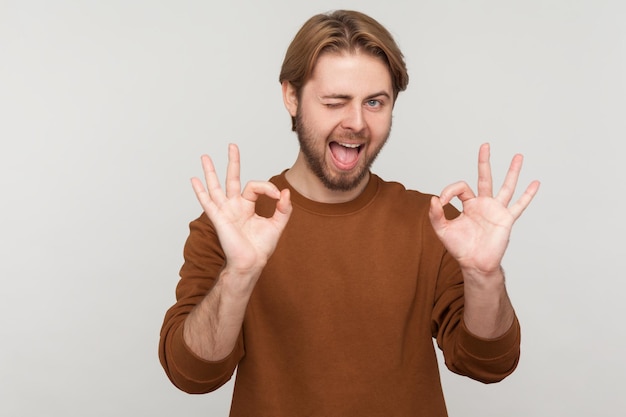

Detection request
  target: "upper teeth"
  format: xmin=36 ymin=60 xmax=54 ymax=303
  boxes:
xmin=340 ymin=143 xmax=360 ymax=148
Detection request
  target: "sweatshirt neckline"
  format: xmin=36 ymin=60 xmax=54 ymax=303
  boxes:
xmin=272 ymin=170 xmax=380 ymax=216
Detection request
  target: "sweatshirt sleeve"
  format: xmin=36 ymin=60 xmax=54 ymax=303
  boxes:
xmin=429 ymin=205 xmax=521 ymax=384
xmin=158 ymin=213 xmax=244 ymax=393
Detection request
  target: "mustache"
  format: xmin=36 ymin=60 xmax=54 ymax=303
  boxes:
xmin=330 ymin=130 xmax=368 ymax=141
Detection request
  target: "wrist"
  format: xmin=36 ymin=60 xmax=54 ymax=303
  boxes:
xmin=461 ymin=265 xmax=506 ymax=290
xmin=218 ymin=263 xmax=264 ymax=298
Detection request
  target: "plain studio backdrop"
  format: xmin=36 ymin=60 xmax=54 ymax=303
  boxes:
xmin=1 ymin=0 xmax=624 ymax=416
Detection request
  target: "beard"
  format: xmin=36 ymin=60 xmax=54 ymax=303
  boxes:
xmin=294 ymin=111 xmax=391 ymax=192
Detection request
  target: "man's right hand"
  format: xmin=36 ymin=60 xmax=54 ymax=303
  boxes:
xmin=190 ymin=143 xmax=292 ymax=295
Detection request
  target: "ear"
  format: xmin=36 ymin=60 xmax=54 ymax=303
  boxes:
xmin=282 ymin=81 xmax=298 ymax=117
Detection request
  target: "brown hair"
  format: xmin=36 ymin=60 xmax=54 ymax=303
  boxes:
xmin=279 ymin=10 xmax=409 ymax=130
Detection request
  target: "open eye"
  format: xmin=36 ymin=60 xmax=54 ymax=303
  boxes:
xmin=365 ymin=99 xmax=383 ymax=109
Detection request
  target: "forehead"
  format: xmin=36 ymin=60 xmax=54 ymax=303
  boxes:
xmin=305 ymin=51 xmax=393 ymax=97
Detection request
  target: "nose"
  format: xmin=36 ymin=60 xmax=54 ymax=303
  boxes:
xmin=340 ymin=103 xmax=366 ymax=133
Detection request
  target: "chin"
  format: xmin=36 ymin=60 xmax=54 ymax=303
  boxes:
xmin=319 ymin=166 xmax=369 ymax=192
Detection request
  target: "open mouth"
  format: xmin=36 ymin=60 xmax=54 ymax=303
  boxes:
xmin=329 ymin=141 xmax=363 ymax=170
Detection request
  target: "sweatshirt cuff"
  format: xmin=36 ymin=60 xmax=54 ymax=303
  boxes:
xmin=458 ymin=316 xmax=521 ymax=359
xmin=168 ymin=323 xmax=242 ymax=383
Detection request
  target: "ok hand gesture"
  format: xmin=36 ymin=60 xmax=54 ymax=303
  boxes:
xmin=429 ymin=143 xmax=540 ymax=278
xmin=191 ymin=144 xmax=292 ymax=285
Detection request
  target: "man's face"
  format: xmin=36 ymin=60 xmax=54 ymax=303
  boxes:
xmin=287 ymin=51 xmax=394 ymax=192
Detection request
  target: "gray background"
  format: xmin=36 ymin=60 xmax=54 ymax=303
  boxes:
xmin=1 ymin=0 xmax=624 ymax=415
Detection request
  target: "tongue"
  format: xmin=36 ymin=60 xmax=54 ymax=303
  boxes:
xmin=329 ymin=142 xmax=359 ymax=166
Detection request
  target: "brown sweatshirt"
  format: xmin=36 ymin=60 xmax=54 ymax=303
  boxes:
xmin=159 ymin=171 xmax=521 ymax=416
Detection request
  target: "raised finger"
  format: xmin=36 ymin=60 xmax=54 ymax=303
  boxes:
xmin=477 ymin=143 xmax=493 ymax=197
xmin=200 ymin=154 xmax=227 ymax=206
xmin=225 ymin=143 xmax=242 ymax=198
xmin=508 ymin=180 xmax=540 ymax=220
xmin=190 ymin=176 xmax=216 ymax=214
xmin=495 ymin=153 xmax=523 ymax=206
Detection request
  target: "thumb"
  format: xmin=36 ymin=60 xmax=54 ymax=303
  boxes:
xmin=428 ymin=195 xmax=447 ymax=233
xmin=271 ymin=189 xmax=292 ymax=229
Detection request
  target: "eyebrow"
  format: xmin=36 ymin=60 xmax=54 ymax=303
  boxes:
xmin=318 ymin=91 xmax=392 ymax=101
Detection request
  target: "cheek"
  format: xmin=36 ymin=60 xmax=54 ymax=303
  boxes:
xmin=305 ymin=110 xmax=343 ymax=136
xmin=367 ymin=113 xmax=392 ymax=138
